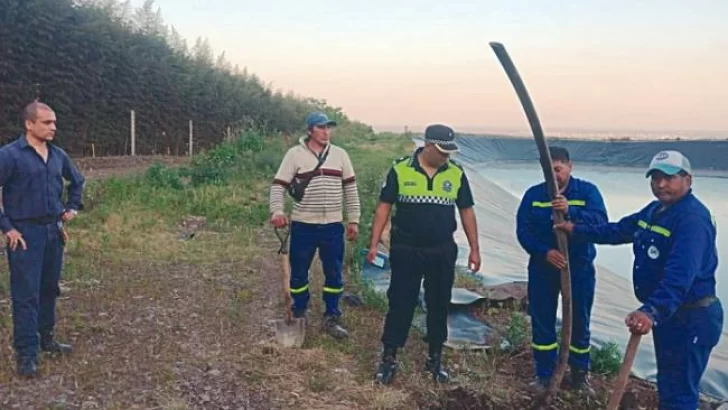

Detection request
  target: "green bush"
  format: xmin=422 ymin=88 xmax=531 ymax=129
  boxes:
xmin=591 ymin=341 xmax=622 ymax=377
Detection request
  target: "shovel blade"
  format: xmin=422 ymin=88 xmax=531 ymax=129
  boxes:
xmin=273 ymin=318 xmax=306 ymax=348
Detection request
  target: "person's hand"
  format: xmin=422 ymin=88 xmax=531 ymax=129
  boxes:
xmin=551 ymin=195 xmax=569 ymax=214
xmin=626 ymin=311 xmax=654 ymax=335
xmin=366 ymin=246 xmax=378 ymax=265
xmin=61 ymin=210 xmax=77 ymax=222
xmin=546 ymin=249 xmax=567 ymax=270
xmin=553 ymin=221 xmax=575 ymax=235
xmin=5 ymin=229 xmax=27 ymax=252
xmin=468 ymin=249 xmax=481 ymax=272
xmin=346 ymin=223 xmax=358 ymax=241
xmin=270 ymin=213 xmax=288 ymax=229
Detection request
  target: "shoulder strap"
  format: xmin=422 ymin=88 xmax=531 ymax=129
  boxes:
xmin=312 ymin=146 xmax=330 ymax=173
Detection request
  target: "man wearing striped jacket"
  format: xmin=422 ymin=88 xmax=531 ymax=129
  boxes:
xmin=269 ymin=112 xmax=361 ymax=339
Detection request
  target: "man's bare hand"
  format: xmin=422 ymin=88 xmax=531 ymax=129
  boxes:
xmin=346 ymin=223 xmax=358 ymax=241
xmin=366 ymin=246 xmax=378 ymax=265
xmin=553 ymin=221 xmax=575 ymax=235
xmin=61 ymin=210 xmax=76 ymax=222
xmin=270 ymin=213 xmax=288 ymax=229
xmin=626 ymin=310 xmax=654 ymax=335
xmin=468 ymin=249 xmax=481 ymax=272
xmin=5 ymin=229 xmax=27 ymax=251
xmin=551 ymin=195 xmax=569 ymax=213
xmin=546 ymin=249 xmax=567 ymax=270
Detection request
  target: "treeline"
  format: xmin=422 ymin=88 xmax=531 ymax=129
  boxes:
xmin=0 ymin=0 xmax=358 ymax=156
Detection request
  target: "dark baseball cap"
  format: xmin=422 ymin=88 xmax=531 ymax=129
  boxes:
xmin=424 ymin=124 xmax=459 ymax=153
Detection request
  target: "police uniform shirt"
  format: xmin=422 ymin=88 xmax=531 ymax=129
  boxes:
xmin=379 ymin=148 xmax=474 ymax=247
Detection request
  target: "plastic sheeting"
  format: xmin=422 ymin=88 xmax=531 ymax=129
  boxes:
xmin=455 ymin=135 xmax=728 ymax=172
xmin=360 ymin=250 xmax=527 ymax=350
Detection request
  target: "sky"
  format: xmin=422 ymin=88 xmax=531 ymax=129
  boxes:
xmin=129 ymin=0 xmax=728 ymax=136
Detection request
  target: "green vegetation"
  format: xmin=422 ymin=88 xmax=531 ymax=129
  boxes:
xmin=0 ymin=0 xmax=358 ymax=156
xmin=591 ymin=341 xmax=623 ymax=377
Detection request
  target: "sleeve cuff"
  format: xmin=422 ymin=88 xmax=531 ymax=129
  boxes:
xmin=638 ymin=304 xmax=660 ymax=326
xmin=0 ymin=218 xmax=14 ymax=234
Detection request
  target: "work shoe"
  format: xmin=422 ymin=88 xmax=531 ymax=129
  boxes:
xmin=526 ymin=377 xmax=550 ymax=394
xmin=40 ymin=332 xmax=73 ymax=356
xmin=424 ymin=353 xmax=450 ymax=383
xmin=374 ymin=347 xmax=398 ymax=385
xmin=16 ymin=357 xmax=39 ymax=378
xmin=569 ymin=367 xmax=596 ymax=397
xmin=322 ymin=315 xmax=349 ymax=339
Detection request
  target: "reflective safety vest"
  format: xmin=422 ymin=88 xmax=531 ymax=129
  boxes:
xmin=393 ymin=158 xmax=463 ymax=206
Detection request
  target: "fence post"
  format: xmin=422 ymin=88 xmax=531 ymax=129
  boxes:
xmin=189 ymin=120 xmax=193 ymax=157
xmin=130 ymin=109 xmax=136 ymax=156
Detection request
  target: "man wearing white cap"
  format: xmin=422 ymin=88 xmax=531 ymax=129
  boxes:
xmin=555 ymin=150 xmax=723 ymax=409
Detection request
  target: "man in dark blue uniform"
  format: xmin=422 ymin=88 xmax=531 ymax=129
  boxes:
xmin=0 ymin=101 xmax=86 ymax=377
xmin=366 ymin=124 xmax=481 ymax=385
xmin=555 ymin=150 xmax=723 ymax=409
xmin=515 ymin=146 xmax=608 ymax=393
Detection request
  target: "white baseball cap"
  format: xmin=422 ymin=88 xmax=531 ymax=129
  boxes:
xmin=646 ymin=150 xmax=692 ymax=178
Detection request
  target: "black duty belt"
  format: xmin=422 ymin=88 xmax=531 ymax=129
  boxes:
xmin=682 ymin=296 xmax=718 ymax=310
xmin=15 ymin=216 xmax=60 ymax=225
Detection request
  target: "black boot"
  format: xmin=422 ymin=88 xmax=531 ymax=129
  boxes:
xmin=322 ymin=315 xmax=349 ymax=339
xmin=425 ymin=345 xmax=450 ymax=383
xmin=40 ymin=332 xmax=73 ymax=356
xmin=374 ymin=346 xmax=398 ymax=385
xmin=569 ymin=366 xmax=596 ymax=397
xmin=16 ymin=356 xmax=39 ymax=378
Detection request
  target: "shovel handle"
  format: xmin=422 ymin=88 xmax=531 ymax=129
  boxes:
xmin=281 ymin=252 xmax=293 ymax=323
xmin=606 ymin=332 xmax=643 ymax=410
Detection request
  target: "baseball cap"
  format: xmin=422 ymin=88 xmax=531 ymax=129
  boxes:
xmin=646 ymin=150 xmax=692 ymax=178
xmin=424 ymin=124 xmax=459 ymax=154
xmin=305 ymin=111 xmax=337 ymax=128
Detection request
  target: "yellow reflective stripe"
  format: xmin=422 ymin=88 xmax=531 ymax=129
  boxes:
xmin=637 ymin=220 xmax=671 ymax=237
xmin=323 ymin=287 xmax=344 ymax=294
xmin=531 ymin=342 xmax=558 ymax=351
xmin=290 ymin=285 xmax=309 ymax=294
xmin=531 ymin=200 xmax=586 ymax=207
xmin=569 ymin=345 xmax=591 ymax=354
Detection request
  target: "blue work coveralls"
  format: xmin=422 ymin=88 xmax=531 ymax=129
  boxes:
xmin=516 ymin=176 xmax=608 ymax=380
xmin=0 ymin=135 xmax=85 ymax=360
xmin=572 ymin=189 xmax=723 ymax=409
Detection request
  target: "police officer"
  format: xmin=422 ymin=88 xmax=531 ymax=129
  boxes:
xmin=555 ymin=150 xmax=723 ymax=409
xmin=0 ymin=101 xmax=86 ymax=377
xmin=515 ymin=146 xmax=608 ymax=393
xmin=366 ymin=124 xmax=481 ymax=384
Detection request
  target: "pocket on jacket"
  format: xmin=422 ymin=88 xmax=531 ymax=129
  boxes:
xmin=686 ymin=300 xmax=724 ymax=348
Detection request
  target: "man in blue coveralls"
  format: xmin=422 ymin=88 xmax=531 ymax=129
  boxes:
xmin=555 ymin=150 xmax=723 ymax=409
xmin=515 ymin=146 xmax=608 ymax=393
xmin=0 ymin=101 xmax=85 ymax=377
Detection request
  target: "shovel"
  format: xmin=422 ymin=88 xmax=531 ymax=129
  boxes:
xmin=606 ymin=332 xmax=642 ymax=410
xmin=272 ymin=226 xmax=305 ymax=348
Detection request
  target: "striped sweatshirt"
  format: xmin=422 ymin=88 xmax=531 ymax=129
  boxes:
xmin=269 ymin=137 xmax=361 ymax=225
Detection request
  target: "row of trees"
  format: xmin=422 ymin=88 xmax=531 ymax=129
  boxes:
xmin=0 ymin=0 xmax=355 ymax=156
